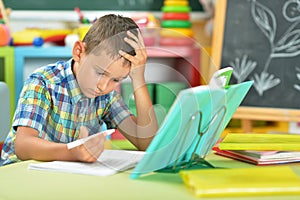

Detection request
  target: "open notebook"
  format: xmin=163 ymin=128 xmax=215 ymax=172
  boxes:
xmin=28 ymin=67 xmax=253 ymax=177
xmin=28 ymin=150 xmax=145 ymax=176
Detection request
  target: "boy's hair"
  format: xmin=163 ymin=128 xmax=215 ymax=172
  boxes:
xmin=82 ymin=14 xmax=139 ymax=65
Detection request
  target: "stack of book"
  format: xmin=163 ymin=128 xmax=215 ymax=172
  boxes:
xmin=214 ymin=133 xmax=300 ymax=165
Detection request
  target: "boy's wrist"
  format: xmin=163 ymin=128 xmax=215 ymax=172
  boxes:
xmin=131 ymin=77 xmax=146 ymax=90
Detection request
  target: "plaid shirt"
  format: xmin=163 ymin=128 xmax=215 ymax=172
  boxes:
xmin=1 ymin=59 xmax=132 ymax=165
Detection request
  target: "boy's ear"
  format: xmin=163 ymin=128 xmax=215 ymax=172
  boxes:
xmin=72 ymin=41 xmax=86 ymax=62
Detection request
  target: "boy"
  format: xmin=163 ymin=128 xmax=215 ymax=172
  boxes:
xmin=1 ymin=14 xmax=158 ymax=165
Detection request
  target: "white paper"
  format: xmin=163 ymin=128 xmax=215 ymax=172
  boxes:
xmin=28 ymin=150 xmax=145 ymax=176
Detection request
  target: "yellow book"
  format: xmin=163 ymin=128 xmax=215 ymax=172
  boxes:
xmin=219 ymin=133 xmax=300 ymax=151
xmin=180 ymin=166 xmax=300 ymax=197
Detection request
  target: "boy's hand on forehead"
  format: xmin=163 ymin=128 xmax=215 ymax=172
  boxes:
xmin=119 ymin=30 xmax=147 ymax=82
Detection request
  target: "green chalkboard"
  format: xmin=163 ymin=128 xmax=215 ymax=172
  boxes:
xmin=212 ymin=0 xmax=300 ymax=123
xmin=3 ymin=0 xmax=203 ymax=11
xmin=219 ymin=0 xmax=300 ymax=110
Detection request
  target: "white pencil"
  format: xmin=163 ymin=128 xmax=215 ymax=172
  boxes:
xmin=67 ymin=129 xmax=115 ymax=149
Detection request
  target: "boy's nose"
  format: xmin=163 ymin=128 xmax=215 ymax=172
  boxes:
xmin=97 ymin=76 xmax=110 ymax=92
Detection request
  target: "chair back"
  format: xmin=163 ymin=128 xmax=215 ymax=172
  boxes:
xmin=0 ymin=81 xmax=10 ymax=142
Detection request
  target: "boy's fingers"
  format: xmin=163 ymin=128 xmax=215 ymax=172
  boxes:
xmin=127 ymin=30 xmax=145 ymax=46
xmin=83 ymin=133 xmax=106 ymax=160
xmin=125 ymin=30 xmax=145 ymax=48
xmin=136 ymin=30 xmax=146 ymax=47
xmin=124 ymin=37 xmax=138 ymax=49
xmin=119 ymin=50 xmax=134 ymax=61
xmin=127 ymin=30 xmax=139 ymax=41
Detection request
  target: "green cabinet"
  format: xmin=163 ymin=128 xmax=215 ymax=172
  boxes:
xmin=0 ymin=47 xmax=15 ymax=121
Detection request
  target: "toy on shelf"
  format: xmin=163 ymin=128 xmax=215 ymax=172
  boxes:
xmin=11 ymin=28 xmax=73 ymax=46
xmin=73 ymin=9 xmax=160 ymax=46
xmin=73 ymin=7 xmax=95 ymax=41
xmin=160 ymin=0 xmax=194 ymax=46
xmin=0 ymin=0 xmax=9 ymax=25
xmin=0 ymin=0 xmax=10 ymax=46
xmin=74 ymin=7 xmax=96 ymax=24
xmin=64 ymin=33 xmax=80 ymax=47
xmin=132 ymin=13 xmax=160 ymax=46
xmin=76 ymin=25 xmax=90 ymax=41
xmin=0 ymin=23 xmax=10 ymax=46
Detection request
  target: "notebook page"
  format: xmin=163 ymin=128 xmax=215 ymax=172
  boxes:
xmin=28 ymin=150 xmax=145 ymax=176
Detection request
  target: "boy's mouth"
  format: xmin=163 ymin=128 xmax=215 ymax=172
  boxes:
xmin=93 ymin=89 xmax=103 ymax=96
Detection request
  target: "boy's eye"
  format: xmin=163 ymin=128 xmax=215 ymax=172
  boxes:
xmin=95 ymin=69 xmax=105 ymax=76
xmin=112 ymin=78 xmax=121 ymax=83
xmin=95 ymin=67 xmax=105 ymax=75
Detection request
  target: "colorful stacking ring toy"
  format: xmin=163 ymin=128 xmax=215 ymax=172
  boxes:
xmin=162 ymin=5 xmax=191 ymax=13
xmin=164 ymin=0 xmax=189 ymax=6
xmin=160 ymin=28 xmax=194 ymax=38
xmin=162 ymin=12 xmax=190 ymax=20
xmin=161 ymin=20 xmax=191 ymax=28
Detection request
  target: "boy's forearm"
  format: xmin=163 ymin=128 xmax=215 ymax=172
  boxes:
xmin=16 ymin=137 xmax=73 ymax=162
xmin=15 ymin=126 xmax=104 ymax=163
xmin=134 ymin=84 xmax=152 ymax=125
xmin=132 ymin=80 xmax=158 ymax=144
xmin=15 ymin=128 xmax=75 ymax=162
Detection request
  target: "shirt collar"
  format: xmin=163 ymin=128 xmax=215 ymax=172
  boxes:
xmin=65 ymin=59 xmax=86 ymax=105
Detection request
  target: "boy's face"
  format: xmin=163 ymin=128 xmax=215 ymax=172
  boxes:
xmin=75 ymin=52 xmax=130 ymax=98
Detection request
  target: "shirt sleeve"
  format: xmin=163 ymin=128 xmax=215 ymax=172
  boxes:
xmin=12 ymin=78 xmax=51 ymax=136
xmin=102 ymin=91 xmax=133 ymax=129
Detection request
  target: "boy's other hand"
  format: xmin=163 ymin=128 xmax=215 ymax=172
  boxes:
xmin=69 ymin=126 xmax=106 ymax=163
xmin=119 ymin=30 xmax=147 ymax=83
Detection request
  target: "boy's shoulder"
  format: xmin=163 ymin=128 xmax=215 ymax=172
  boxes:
xmin=30 ymin=60 xmax=73 ymax=84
